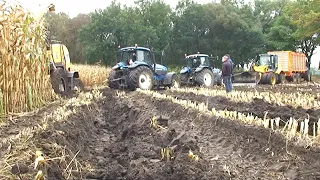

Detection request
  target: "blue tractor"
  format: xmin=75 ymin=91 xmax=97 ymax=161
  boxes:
xmin=180 ymin=53 xmax=222 ymax=88
xmin=108 ymin=45 xmax=180 ymax=90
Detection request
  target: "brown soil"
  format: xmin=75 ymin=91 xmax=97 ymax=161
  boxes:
xmin=1 ymin=88 xmax=320 ymax=179
xmin=232 ymin=83 xmax=320 ymax=94
xmin=158 ymin=90 xmax=320 ymax=126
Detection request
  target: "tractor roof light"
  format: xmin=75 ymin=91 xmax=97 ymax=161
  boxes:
xmin=197 ymin=51 xmax=200 ymax=54
xmin=135 ymin=44 xmax=138 ymax=48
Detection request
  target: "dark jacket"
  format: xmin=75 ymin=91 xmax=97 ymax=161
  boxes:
xmin=222 ymin=60 xmax=232 ymax=77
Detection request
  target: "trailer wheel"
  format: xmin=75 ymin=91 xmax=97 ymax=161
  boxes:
xmin=108 ymin=70 xmax=120 ymax=89
xmin=303 ymin=71 xmax=311 ymax=82
xmin=128 ymin=66 xmax=153 ymax=90
xmin=195 ymin=69 xmax=214 ymax=88
xmin=293 ymin=73 xmax=301 ymax=83
xmin=277 ymin=74 xmax=285 ymax=84
xmin=50 ymin=68 xmax=68 ymax=94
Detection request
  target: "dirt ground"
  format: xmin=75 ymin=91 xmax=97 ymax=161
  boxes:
xmin=1 ymin=87 xmax=320 ymax=179
xmin=158 ymin=90 xmax=320 ymax=127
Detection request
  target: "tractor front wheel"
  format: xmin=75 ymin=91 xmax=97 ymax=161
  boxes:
xmin=73 ymin=78 xmax=84 ymax=92
xmin=195 ymin=69 xmax=214 ymax=88
xmin=267 ymin=73 xmax=277 ymax=85
xmin=180 ymin=73 xmax=189 ymax=86
xmin=169 ymin=75 xmax=180 ymax=89
xmin=108 ymin=70 xmax=121 ymax=89
xmin=128 ymin=66 xmax=153 ymax=90
xmin=50 ymin=68 xmax=68 ymax=95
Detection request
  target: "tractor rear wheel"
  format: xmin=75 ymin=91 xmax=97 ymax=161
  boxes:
xmin=50 ymin=68 xmax=68 ymax=95
xmin=108 ymin=70 xmax=121 ymax=89
xmin=128 ymin=66 xmax=153 ymax=90
xmin=195 ymin=69 xmax=214 ymax=88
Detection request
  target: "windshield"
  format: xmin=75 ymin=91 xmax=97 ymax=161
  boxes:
xmin=258 ymin=55 xmax=271 ymax=66
xmin=186 ymin=56 xmax=210 ymax=68
xmin=119 ymin=49 xmax=152 ymax=65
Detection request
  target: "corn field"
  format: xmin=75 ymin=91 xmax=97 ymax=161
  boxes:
xmin=0 ymin=2 xmax=54 ymax=115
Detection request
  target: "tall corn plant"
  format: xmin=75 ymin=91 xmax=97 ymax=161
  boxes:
xmin=0 ymin=2 xmax=55 ymax=116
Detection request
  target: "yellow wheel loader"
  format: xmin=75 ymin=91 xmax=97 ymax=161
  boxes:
xmin=47 ymin=41 xmax=84 ymax=95
xmin=254 ymin=51 xmax=311 ymax=85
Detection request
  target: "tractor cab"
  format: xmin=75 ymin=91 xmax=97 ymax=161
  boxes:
xmin=185 ymin=54 xmax=211 ymax=69
xmin=113 ymin=45 xmax=167 ymax=75
xmin=116 ymin=46 xmax=152 ymax=66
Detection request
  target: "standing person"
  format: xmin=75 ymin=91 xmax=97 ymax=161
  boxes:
xmin=222 ymin=55 xmax=233 ymax=93
xmin=225 ymin=54 xmax=234 ymax=82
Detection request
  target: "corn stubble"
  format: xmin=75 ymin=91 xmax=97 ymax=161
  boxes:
xmin=0 ymin=2 xmax=54 ymax=115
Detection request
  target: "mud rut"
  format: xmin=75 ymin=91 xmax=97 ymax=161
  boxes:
xmin=3 ymin=87 xmax=320 ymax=179
xmin=61 ymin=88 xmax=320 ymax=179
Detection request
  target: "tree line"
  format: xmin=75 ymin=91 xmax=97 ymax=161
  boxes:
xmin=44 ymin=0 xmax=319 ymax=68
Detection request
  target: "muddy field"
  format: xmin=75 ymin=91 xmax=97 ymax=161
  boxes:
xmin=158 ymin=90 xmax=320 ymax=126
xmin=1 ymin=86 xmax=320 ymax=180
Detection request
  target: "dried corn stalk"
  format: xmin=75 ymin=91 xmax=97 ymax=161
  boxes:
xmin=0 ymin=1 xmax=55 ymax=116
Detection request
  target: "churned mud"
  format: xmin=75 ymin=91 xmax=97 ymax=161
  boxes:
xmin=1 ymin=87 xmax=320 ymax=179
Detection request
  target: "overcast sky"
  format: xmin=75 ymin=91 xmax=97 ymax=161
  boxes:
xmin=10 ymin=0 xmax=320 ymax=67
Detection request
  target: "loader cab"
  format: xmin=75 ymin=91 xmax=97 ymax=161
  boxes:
xmin=47 ymin=43 xmax=71 ymax=72
xmin=256 ymin=54 xmax=278 ymax=70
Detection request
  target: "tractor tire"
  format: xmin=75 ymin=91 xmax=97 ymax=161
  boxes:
xmin=286 ymin=76 xmax=294 ymax=82
xmin=276 ymin=74 xmax=285 ymax=84
xmin=194 ymin=69 xmax=214 ymax=88
xmin=216 ymin=75 xmax=222 ymax=86
xmin=108 ymin=70 xmax=121 ymax=89
xmin=260 ymin=73 xmax=268 ymax=84
xmin=169 ymin=74 xmax=180 ymax=89
xmin=293 ymin=73 xmax=301 ymax=83
xmin=128 ymin=66 xmax=153 ymax=90
xmin=50 ymin=68 xmax=68 ymax=95
xmin=180 ymin=73 xmax=189 ymax=85
xmin=73 ymin=78 xmax=84 ymax=92
xmin=255 ymin=72 xmax=262 ymax=84
xmin=267 ymin=73 xmax=277 ymax=85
